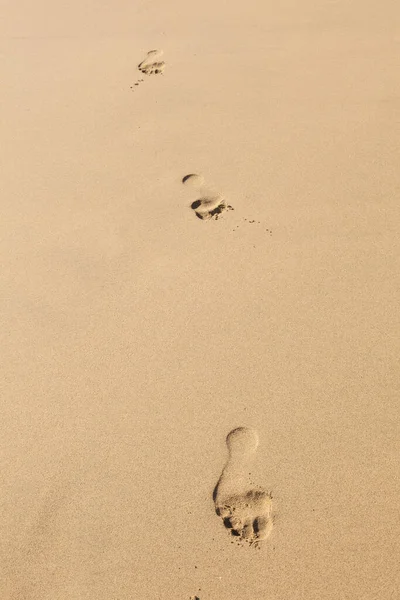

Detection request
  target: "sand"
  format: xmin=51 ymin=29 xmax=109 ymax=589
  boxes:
xmin=1 ymin=1 xmax=400 ymax=598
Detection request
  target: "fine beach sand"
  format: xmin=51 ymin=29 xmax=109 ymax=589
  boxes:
xmin=1 ymin=1 xmax=400 ymax=599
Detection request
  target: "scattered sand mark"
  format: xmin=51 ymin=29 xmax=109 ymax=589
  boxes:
xmin=214 ymin=427 xmax=273 ymax=546
xmin=130 ymin=77 xmax=144 ymax=90
xmin=182 ymin=173 xmax=234 ymax=221
xmin=232 ymin=217 xmax=273 ymax=235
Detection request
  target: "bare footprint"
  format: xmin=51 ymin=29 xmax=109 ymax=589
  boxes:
xmin=138 ymin=49 xmax=165 ymax=76
xmin=182 ymin=174 xmax=234 ymax=221
xmin=214 ymin=427 xmax=273 ymax=545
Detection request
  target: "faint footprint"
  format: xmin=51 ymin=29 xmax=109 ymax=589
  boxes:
xmin=131 ymin=50 xmax=165 ymax=90
xmin=213 ymin=427 xmax=273 ymax=545
xmin=138 ymin=49 xmax=165 ymax=75
xmin=182 ymin=174 xmax=234 ymax=221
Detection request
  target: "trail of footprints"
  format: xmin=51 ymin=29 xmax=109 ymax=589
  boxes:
xmin=130 ymin=49 xmax=165 ymax=91
xmin=131 ymin=54 xmax=274 ymax=551
xmin=131 ymin=53 xmax=272 ymax=233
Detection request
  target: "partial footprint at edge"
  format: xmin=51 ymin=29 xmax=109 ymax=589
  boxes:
xmin=213 ymin=427 xmax=273 ymax=545
xmin=138 ymin=49 xmax=165 ymax=75
xmin=182 ymin=174 xmax=234 ymax=221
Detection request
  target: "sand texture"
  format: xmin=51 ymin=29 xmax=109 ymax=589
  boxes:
xmin=1 ymin=1 xmax=400 ymax=599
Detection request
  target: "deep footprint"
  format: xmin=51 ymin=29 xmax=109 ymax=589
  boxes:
xmin=138 ymin=49 xmax=165 ymax=75
xmin=214 ymin=427 xmax=273 ymax=545
xmin=182 ymin=173 xmax=233 ymax=221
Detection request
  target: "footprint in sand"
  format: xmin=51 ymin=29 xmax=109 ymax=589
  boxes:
xmin=138 ymin=49 xmax=165 ymax=75
xmin=131 ymin=50 xmax=165 ymax=90
xmin=182 ymin=174 xmax=234 ymax=221
xmin=213 ymin=427 xmax=273 ymax=545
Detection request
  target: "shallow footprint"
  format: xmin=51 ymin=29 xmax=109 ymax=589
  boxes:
xmin=182 ymin=174 xmax=233 ymax=221
xmin=138 ymin=49 xmax=165 ymax=75
xmin=214 ymin=427 xmax=273 ymax=545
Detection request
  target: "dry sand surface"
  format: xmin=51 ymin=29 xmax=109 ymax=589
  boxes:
xmin=1 ymin=1 xmax=400 ymax=598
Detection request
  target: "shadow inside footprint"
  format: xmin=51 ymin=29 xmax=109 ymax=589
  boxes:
xmin=192 ymin=198 xmax=228 ymax=220
xmin=214 ymin=427 xmax=273 ymax=545
xmin=209 ymin=203 xmax=227 ymax=218
xmin=191 ymin=200 xmax=202 ymax=210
